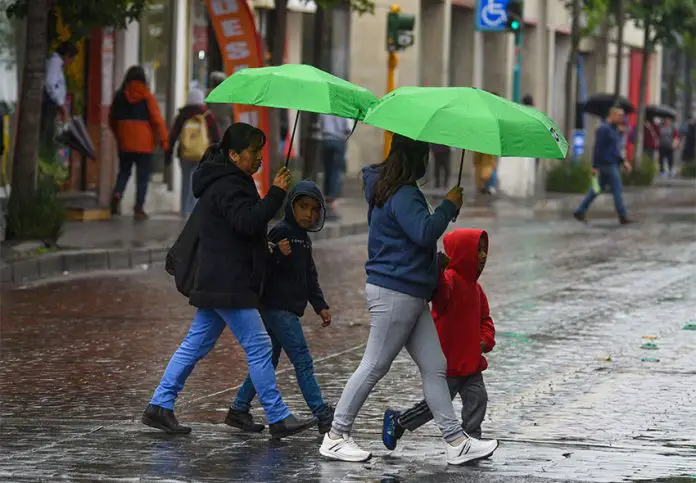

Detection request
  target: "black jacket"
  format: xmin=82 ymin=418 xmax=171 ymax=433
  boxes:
xmin=261 ymin=180 xmax=329 ymax=317
xmin=188 ymin=151 xmax=286 ymax=309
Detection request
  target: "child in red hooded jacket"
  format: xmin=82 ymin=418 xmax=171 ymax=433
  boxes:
xmin=382 ymin=228 xmax=495 ymax=449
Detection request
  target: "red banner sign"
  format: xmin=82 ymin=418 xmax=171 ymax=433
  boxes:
xmin=205 ymin=0 xmax=270 ymax=195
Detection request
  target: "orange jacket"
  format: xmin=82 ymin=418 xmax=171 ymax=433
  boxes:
xmin=109 ymin=81 xmax=169 ymax=154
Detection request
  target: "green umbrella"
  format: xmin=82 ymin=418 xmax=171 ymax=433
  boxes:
xmin=206 ymin=64 xmax=378 ymax=166
xmin=362 ymin=86 xmax=568 ymax=185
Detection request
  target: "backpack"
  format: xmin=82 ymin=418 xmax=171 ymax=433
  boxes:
xmin=179 ymin=112 xmax=210 ymax=161
xmin=659 ymin=124 xmax=675 ymax=150
xmin=165 ymin=203 xmax=202 ymax=297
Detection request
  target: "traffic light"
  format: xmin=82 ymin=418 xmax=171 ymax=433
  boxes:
xmin=505 ymin=0 xmax=523 ymax=32
xmin=386 ymin=5 xmax=415 ymax=52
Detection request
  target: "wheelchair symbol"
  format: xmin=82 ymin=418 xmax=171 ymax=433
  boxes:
xmin=480 ymin=0 xmax=507 ymax=28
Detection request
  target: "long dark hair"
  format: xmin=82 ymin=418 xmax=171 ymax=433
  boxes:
xmin=371 ymin=134 xmax=429 ymax=208
xmin=122 ymin=65 xmax=147 ymax=89
xmin=202 ymin=122 xmax=266 ymax=162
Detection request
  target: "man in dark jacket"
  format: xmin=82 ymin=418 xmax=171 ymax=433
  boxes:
xmin=228 ymin=180 xmax=335 ymax=434
xmin=573 ymin=106 xmax=634 ymax=225
xmin=144 ymin=123 xmax=315 ymax=439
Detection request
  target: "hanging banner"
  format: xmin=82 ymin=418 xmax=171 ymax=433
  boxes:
xmin=206 ymin=0 xmax=270 ymax=195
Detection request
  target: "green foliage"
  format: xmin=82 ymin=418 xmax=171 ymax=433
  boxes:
xmin=6 ymin=0 xmax=151 ymax=40
xmin=6 ymin=176 xmax=66 ymax=243
xmin=628 ymin=0 xmax=696 ymax=51
xmin=622 ymin=155 xmax=657 ymax=185
xmin=681 ymin=163 xmax=696 ymax=178
xmin=546 ymin=161 xmax=593 ymax=193
xmin=313 ymin=0 xmax=375 ymax=15
xmin=38 ymin=156 xmax=69 ymax=184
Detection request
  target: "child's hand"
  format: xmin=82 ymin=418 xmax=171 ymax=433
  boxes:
xmin=277 ymin=239 xmax=292 ymax=256
xmin=480 ymin=341 xmax=488 ymax=353
xmin=319 ymin=309 xmax=332 ymax=327
xmin=437 ymin=251 xmax=450 ymax=270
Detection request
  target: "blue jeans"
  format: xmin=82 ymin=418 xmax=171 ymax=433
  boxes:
xmin=233 ymin=309 xmax=327 ymax=416
xmin=113 ymin=152 xmax=152 ymax=211
xmin=322 ymin=139 xmax=346 ymax=201
xmin=574 ymin=164 xmax=627 ymax=218
xmin=485 ymin=167 xmax=498 ymax=190
xmin=179 ymin=160 xmax=198 ymax=216
xmin=150 ymin=308 xmax=291 ymax=424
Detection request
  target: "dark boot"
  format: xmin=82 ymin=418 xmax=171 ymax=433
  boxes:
xmin=573 ymin=212 xmax=587 ymax=223
xmin=110 ymin=194 xmax=121 ymax=215
xmin=142 ymin=404 xmax=191 ymax=435
xmin=269 ymin=414 xmax=316 ymax=439
xmin=316 ymin=405 xmax=335 ymax=434
xmin=224 ymin=408 xmax=265 ymax=433
xmin=134 ymin=209 xmax=149 ymax=221
xmin=619 ymin=216 xmax=635 ymax=225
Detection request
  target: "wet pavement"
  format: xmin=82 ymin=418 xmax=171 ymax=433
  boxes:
xmin=1 ymin=202 xmax=696 ymax=482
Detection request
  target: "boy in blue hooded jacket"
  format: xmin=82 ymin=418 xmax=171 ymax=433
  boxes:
xmin=226 ymin=180 xmax=335 ymax=434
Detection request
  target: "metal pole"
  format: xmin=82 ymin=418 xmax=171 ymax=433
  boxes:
xmin=384 ymin=51 xmax=399 ymax=159
xmin=512 ymin=28 xmax=523 ymax=103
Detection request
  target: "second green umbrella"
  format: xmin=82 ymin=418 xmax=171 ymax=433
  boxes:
xmin=363 ymin=86 xmax=568 ymax=160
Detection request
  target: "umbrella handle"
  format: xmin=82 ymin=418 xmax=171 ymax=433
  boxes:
xmin=454 ymin=149 xmax=465 ymax=222
xmin=284 ymin=111 xmax=300 ymax=169
xmin=347 ymin=118 xmax=359 ymax=140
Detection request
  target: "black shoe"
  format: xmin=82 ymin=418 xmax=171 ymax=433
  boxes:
xmin=110 ymin=195 xmax=121 ymax=215
xmin=142 ymin=404 xmax=191 ymax=435
xmin=573 ymin=212 xmax=587 ymax=223
xmin=269 ymin=414 xmax=316 ymax=439
xmin=224 ymin=408 xmax=265 ymax=433
xmin=619 ymin=216 xmax=635 ymax=225
xmin=316 ymin=405 xmax=335 ymax=434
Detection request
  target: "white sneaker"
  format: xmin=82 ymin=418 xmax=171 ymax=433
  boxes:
xmin=446 ymin=436 xmax=499 ymax=465
xmin=319 ymin=433 xmax=372 ymax=462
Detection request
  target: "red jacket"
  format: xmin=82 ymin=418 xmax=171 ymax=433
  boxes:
xmin=432 ymin=229 xmax=495 ymax=377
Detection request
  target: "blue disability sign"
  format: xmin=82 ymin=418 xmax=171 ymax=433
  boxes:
xmin=476 ymin=0 xmax=510 ymax=31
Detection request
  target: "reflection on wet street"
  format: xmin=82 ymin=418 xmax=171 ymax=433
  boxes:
xmin=2 ymin=210 xmax=696 ymax=482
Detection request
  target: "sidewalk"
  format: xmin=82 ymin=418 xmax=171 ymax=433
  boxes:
xmin=2 ymin=181 xmax=694 ymax=284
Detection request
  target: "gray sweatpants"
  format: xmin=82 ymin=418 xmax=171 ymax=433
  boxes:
xmin=398 ymin=372 xmax=488 ymax=439
xmin=331 ymin=284 xmax=465 ymax=443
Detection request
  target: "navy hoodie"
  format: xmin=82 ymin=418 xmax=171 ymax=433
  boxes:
xmin=362 ymin=165 xmax=458 ymax=299
xmin=261 ymin=180 xmax=329 ymax=317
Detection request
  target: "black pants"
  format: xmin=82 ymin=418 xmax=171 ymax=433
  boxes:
xmin=398 ymin=372 xmax=488 ymax=439
xmin=433 ymin=151 xmax=451 ymax=188
xmin=40 ymin=92 xmax=58 ymax=156
xmin=658 ymin=147 xmax=674 ymax=173
xmin=112 ymin=152 xmax=152 ymax=211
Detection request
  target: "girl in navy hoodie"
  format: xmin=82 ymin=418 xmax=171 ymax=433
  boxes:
xmin=319 ymin=134 xmax=499 ymax=465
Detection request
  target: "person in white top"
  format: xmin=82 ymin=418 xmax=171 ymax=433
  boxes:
xmin=40 ymin=41 xmax=77 ymax=154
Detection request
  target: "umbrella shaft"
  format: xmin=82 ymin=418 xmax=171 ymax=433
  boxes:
xmin=285 ymin=111 xmax=300 ymax=168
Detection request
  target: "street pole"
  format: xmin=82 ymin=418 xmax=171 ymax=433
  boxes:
xmin=512 ymin=29 xmax=523 ymax=103
xmin=384 ymin=51 xmax=399 ymax=159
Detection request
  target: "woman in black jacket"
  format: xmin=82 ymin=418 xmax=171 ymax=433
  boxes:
xmin=143 ymin=123 xmax=315 ymax=439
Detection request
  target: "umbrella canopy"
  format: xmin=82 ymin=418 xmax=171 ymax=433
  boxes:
xmin=56 ymin=116 xmax=97 ymax=160
xmin=362 ymin=87 xmax=568 ymax=159
xmin=646 ymin=104 xmax=677 ymax=120
xmin=582 ymin=93 xmax=634 ymax=118
xmin=205 ymin=64 xmax=378 ymax=120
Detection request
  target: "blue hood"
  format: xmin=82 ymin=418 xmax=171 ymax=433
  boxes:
xmin=284 ymin=180 xmax=327 ymax=232
xmin=361 ymin=164 xmax=381 ymax=206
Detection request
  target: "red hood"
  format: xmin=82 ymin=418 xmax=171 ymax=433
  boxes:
xmin=124 ymin=81 xmax=150 ymax=103
xmin=443 ymin=229 xmax=487 ymax=282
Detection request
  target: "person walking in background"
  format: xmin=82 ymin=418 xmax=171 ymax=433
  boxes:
xmin=431 ymin=143 xmax=451 ymax=189
xmin=473 ymin=151 xmax=498 ymax=195
xmin=207 ymin=71 xmax=233 ymax=135
xmin=109 ymin=66 xmax=169 ymax=220
xmin=167 ymin=88 xmax=221 ymax=217
xmin=573 ymin=105 xmax=634 ymax=225
xmin=319 ymin=113 xmax=351 ymax=220
xmin=41 ymin=41 xmax=77 ymax=155
xmin=657 ymin=117 xmax=680 ymax=177
xmin=681 ymin=116 xmax=695 ymax=167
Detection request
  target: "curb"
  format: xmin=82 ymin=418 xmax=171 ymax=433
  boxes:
xmin=1 ymin=221 xmax=371 ymax=285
